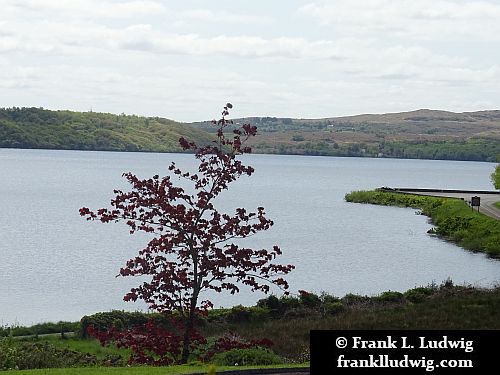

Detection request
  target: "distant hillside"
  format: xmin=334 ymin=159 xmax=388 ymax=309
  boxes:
xmin=1 ymin=107 xmax=499 ymax=162
xmin=193 ymin=109 xmax=500 ymax=162
xmin=0 ymin=107 xmax=211 ymax=152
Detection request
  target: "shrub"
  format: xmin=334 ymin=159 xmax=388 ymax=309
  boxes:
xmin=441 ymin=278 xmax=454 ymax=289
xmin=256 ymin=295 xmax=300 ymax=318
xmin=211 ymin=348 xmax=282 ymax=366
xmin=226 ymin=305 xmax=252 ymax=323
xmin=283 ymin=308 xmax=319 ymax=319
xmin=0 ymin=338 xmax=112 ymax=370
xmin=226 ymin=305 xmax=270 ymax=324
xmin=80 ymin=311 xmax=167 ymax=338
xmin=342 ymin=293 xmax=370 ymax=306
xmin=298 ymin=290 xmax=321 ymax=309
xmin=484 ymin=234 xmax=500 ymax=255
xmin=203 ymin=332 xmax=273 ymax=361
xmin=323 ymin=302 xmax=344 ymax=315
xmin=257 ymin=295 xmax=281 ymax=311
xmin=87 ymin=319 xmax=205 ymax=365
xmin=404 ymin=287 xmax=434 ymax=303
xmin=320 ymin=292 xmax=341 ymax=304
xmin=0 ymin=322 xmax=80 ymax=338
xmin=375 ymin=291 xmax=405 ymax=303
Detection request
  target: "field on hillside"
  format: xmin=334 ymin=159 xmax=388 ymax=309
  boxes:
xmin=194 ymin=109 xmax=500 ymax=161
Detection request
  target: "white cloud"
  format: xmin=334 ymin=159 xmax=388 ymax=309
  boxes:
xmin=0 ymin=19 xmax=346 ymax=60
xmin=299 ymin=0 xmax=500 ymax=41
xmin=180 ymin=9 xmax=273 ymax=25
xmin=0 ymin=66 xmax=42 ymax=89
xmin=5 ymin=0 xmax=168 ymax=19
xmin=0 ymin=0 xmax=498 ymax=119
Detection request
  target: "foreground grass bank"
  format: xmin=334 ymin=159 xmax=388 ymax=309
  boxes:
xmin=3 ymin=284 xmax=500 ymax=372
xmin=345 ymin=190 xmax=500 ymax=256
xmin=1 ymin=364 xmax=308 ymax=375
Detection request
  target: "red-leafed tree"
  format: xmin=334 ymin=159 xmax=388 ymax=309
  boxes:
xmin=80 ymin=104 xmax=294 ymax=363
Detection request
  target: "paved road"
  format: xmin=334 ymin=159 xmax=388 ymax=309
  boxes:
xmin=393 ymin=190 xmax=500 ymax=220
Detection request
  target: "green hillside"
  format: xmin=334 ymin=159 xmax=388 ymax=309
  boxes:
xmin=0 ymin=107 xmax=212 ymax=152
xmin=2 ymin=107 xmax=500 ymax=161
xmin=193 ymin=109 xmax=500 ymax=161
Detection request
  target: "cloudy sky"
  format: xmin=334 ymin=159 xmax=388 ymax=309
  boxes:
xmin=1 ymin=0 xmax=499 ymax=121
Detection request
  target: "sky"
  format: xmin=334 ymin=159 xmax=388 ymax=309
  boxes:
xmin=1 ymin=0 xmax=499 ymax=121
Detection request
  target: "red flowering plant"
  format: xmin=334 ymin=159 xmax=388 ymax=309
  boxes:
xmin=87 ymin=319 xmax=205 ymax=365
xmin=80 ymin=104 xmax=294 ymax=363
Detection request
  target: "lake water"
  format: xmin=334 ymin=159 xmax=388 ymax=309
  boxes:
xmin=1 ymin=149 xmax=499 ymax=325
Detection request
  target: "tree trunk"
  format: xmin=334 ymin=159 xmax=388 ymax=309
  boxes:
xmin=180 ymin=312 xmax=194 ymax=363
xmin=181 ymin=286 xmax=199 ymax=364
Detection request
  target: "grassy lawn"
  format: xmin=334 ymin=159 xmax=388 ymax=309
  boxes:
xmin=495 ymin=201 xmax=500 ymax=209
xmin=1 ymin=364 xmax=308 ymax=375
xmin=40 ymin=336 xmax=129 ymax=360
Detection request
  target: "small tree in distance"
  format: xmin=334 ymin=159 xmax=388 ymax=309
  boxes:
xmin=80 ymin=103 xmax=294 ymax=363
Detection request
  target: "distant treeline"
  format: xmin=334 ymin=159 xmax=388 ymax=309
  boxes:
xmin=377 ymin=140 xmax=500 ymax=162
xmin=0 ymin=107 xmax=210 ymax=152
xmin=252 ymin=139 xmax=500 ymax=162
xmin=1 ymin=107 xmax=499 ymax=162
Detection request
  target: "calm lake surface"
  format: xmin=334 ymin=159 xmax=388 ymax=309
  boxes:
xmin=1 ymin=149 xmax=499 ymax=325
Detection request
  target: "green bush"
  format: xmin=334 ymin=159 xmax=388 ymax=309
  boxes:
xmin=0 ymin=338 xmax=16 ymax=370
xmin=322 ymin=302 xmax=344 ymax=315
xmin=80 ymin=311 xmax=169 ymax=338
xmin=256 ymin=295 xmax=301 ymax=318
xmin=211 ymin=348 xmax=282 ymax=366
xmin=342 ymin=293 xmax=370 ymax=306
xmin=283 ymin=308 xmax=320 ymax=319
xmin=404 ymin=287 xmax=434 ymax=303
xmin=226 ymin=306 xmax=270 ymax=323
xmin=375 ymin=291 xmax=405 ymax=303
xmin=0 ymin=322 xmax=80 ymax=338
xmin=299 ymin=291 xmax=322 ymax=309
xmin=320 ymin=292 xmax=341 ymax=304
xmin=226 ymin=305 xmax=251 ymax=323
xmin=0 ymin=338 xmax=117 ymax=370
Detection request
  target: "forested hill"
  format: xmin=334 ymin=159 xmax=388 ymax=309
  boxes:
xmin=0 ymin=107 xmax=212 ymax=153
xmin=192 ymin=109 xmax=500 ymax=162
xmin=1 ymin=107 xmax=500 ymax=162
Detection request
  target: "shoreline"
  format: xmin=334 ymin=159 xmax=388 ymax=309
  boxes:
xmin=345 ymin=189 xmax=500 ymax=258
xmin=0 ymin=145 xmax=498 ymax=164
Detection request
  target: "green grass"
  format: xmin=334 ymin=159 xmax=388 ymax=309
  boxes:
xmin=1 ymin=364 xmax=308 ymax=375
xmin=495 ymin=201 xmax=500 ymax=209
xmin=217 ymin=286 xmax=500 ymax=359
xmin=40 ymin=337 xmax=129 ymax=360
xmin=4 ymin=286 xmax=500 ymax=370
xmin=345 ymin=190 xmax=500 ymax=256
